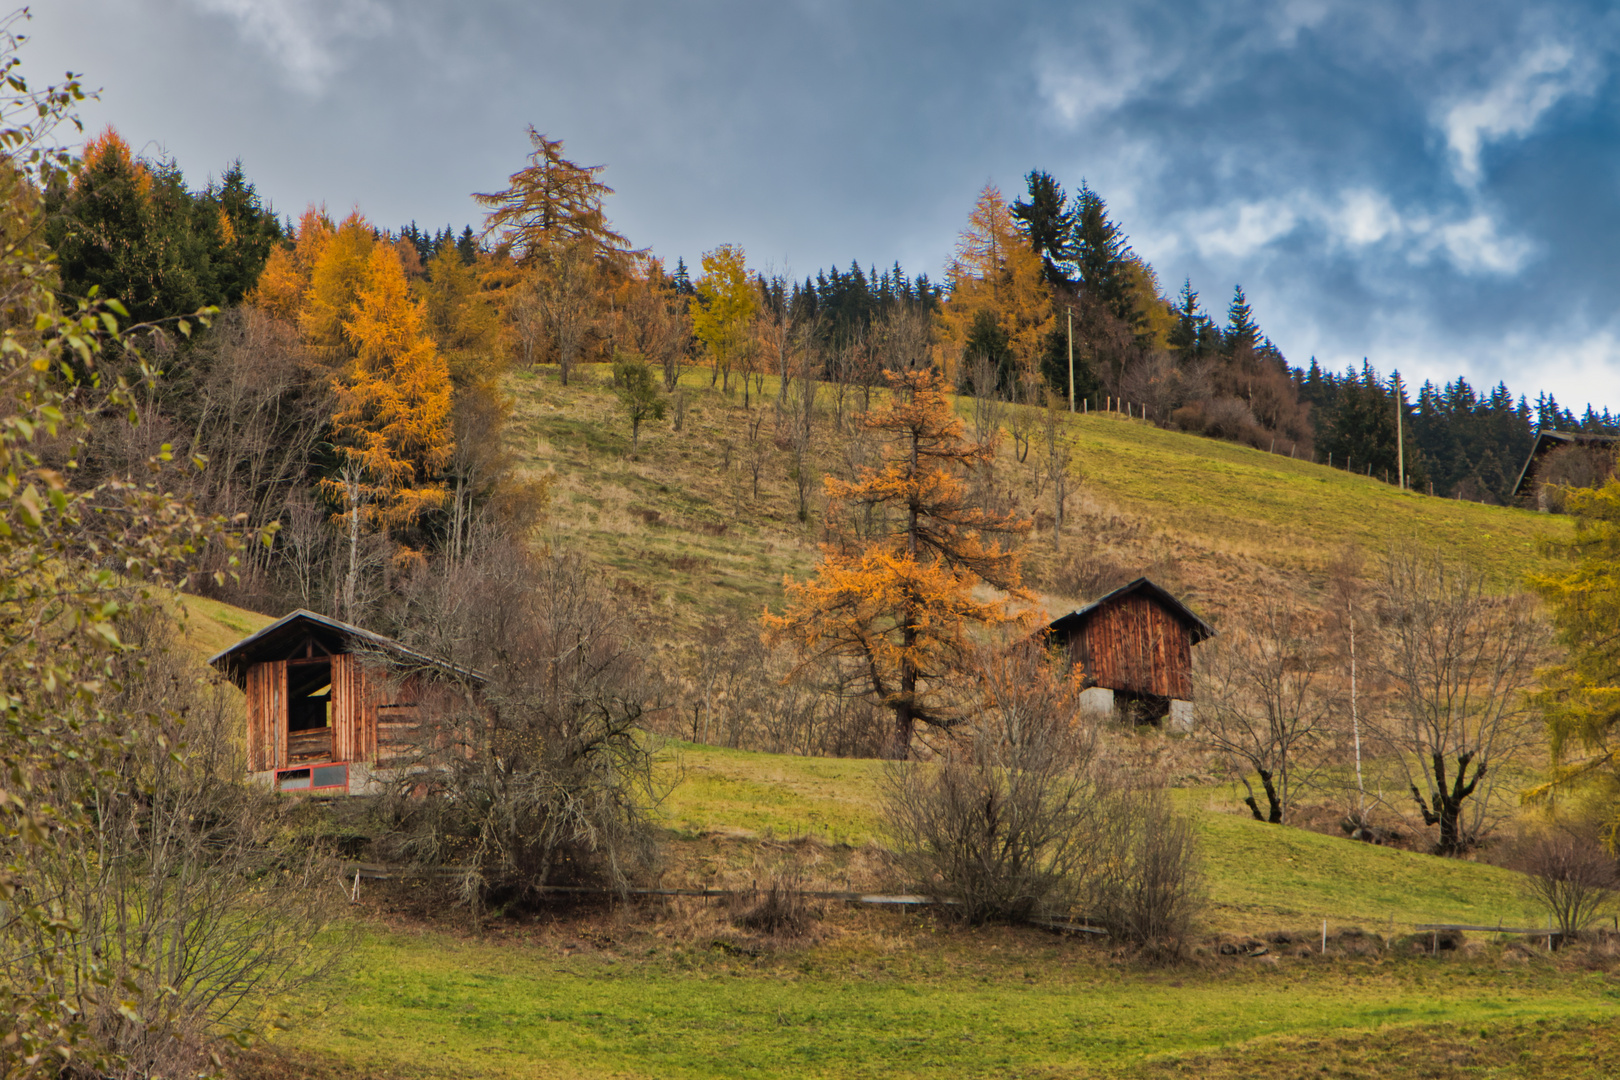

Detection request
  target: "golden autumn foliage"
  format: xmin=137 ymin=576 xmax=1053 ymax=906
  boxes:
xmin=690 ymin=244 xmax=755 ymax=392
xmin=418 ymin=245 xmax=504 ymax=385
xmin=299 ymin=211 xmax=376 ymax=355
xmin=247 ymin=206 xmax=456 ymax=539
xmin=249 ymin=245 xmax=304 ymax=322
xmin=763 ymin=368 xmax=1032 ymax=751
xmin=250 ymin=206 xmax=337 ymax=321
xmin=77 ymin=125 xmax=150 ymax=195
xmin=937 ymin=184 xmax=1052 ymax=382
xmin=475 ymin=127 xmax=630 ymax=264
xmin=322 ymin=243 xmax=454 ymax=533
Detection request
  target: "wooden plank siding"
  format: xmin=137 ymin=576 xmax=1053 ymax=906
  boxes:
xmin=1068 ymin=594 xmax=1193 ymax=700
xmin=331 ymin=653 xmax=379 ymax=764
xmin=245 ymin=660 xmax=289 ymax=772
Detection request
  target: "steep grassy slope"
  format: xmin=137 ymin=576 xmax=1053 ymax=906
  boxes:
xmin=506 ymin=363 xmax=1566 ymax=637
xmin=179 ymin=593 xmax=274 ymax=658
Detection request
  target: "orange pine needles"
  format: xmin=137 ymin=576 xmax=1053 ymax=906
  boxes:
xmin=325 ymin=244 xmax=454 ymax=532
xmin=763 ymin=367 xmax=1032 ymax=753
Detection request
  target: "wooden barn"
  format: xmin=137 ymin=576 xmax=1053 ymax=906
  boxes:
xmin=1511 ymin=429 xmax=1619 ymax=509
xmin=1045 ymin=577 xmax=1214 ymax=728
xmin=209 ymin=609 xmax=482 ymax=795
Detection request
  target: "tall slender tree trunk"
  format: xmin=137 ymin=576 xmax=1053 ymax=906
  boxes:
xmin=342 ymin=463 xmax=362 ymax=620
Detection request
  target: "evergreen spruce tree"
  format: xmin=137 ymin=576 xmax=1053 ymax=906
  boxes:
xmin=1168 ymin=277 xmax=1214 ymax=361
xmin=201 ymin=159 xmax=281 ymax=305
xmin=1010 ymin=169 xmax=1075 ymax=288
xmin=1070 ymin=181 xmax=1134 ymax=324
xmin=455 ymin=225 xmax=478 ymax=264
xmin=961 ymin=308 xmax=1014 ymax=396
xmin=1224 ymin=285 xmax=1260 ymax=354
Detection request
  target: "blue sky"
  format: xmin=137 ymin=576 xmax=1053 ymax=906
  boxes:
xmin=29 ymin=0 xmax=1620 ymax=412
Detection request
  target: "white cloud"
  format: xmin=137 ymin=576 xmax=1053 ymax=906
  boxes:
xmin=1440 ymin=40 xmax=1599 ymax=186
xmin=1189 ymin=199 xmax=1301 ymax=258
xmin=1174 ymin=187 xmax=1532 ymax=277
xmin=188 ymin=0 xmax=392 ymax=90
xmin=1271 ymin=0 xmax=1335 ymax=47
xmin=1428 ymin=212 xmax=1533 ymax=274
xmin=1328 ymin=188 xmax=1400 ymax=247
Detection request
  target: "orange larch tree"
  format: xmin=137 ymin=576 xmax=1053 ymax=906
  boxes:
xmin=299 ymin=210 xmax=376 ymax=357
xmin=324 ymin=243 xmax=454 ymax=535
xmin=763 ymin=368 xmax=1032 ymax=753
xmin=936 ymin=184 xmax=1052 ymax=386
xmin=475 ymin=127 xmax=631 ymax=265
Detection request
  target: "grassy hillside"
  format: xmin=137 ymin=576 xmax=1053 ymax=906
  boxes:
xmin=174 ymin=587 xmax=1603 ymax=1080
xmin=659 ymin=741 xmax=1531 ymax=933
xmin=182 ymin=365 xmax=1600 ymax=1078
xmin=506 ymin=363 xmax=1567 ymax=636
xmin=179 ymin=593 xmax=274 ymax=658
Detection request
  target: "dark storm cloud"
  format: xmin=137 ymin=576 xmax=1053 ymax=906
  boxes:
xmin=27 ymin=0 xmax=1620 ymax=407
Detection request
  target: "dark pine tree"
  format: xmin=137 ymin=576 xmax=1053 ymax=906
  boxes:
xmin=1070 ymin=181 xmax=1135 ymax=325
xmin=1224 ymin=285 xmax=1260 ymax=355
xmin=1011 ymin=169 xmax=1075 ymax=289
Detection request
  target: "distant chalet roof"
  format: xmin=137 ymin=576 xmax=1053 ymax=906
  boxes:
xmin=1046 ymin=577 xmax=1215 ymax=644
xmin=208 ymin=608 xmax=486 ymax=689
xmin=1511 ymin=429 xmax=1620 ymax=499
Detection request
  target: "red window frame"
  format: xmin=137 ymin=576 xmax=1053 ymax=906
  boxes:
xmin=275 ymin=761 xmax=350 ymax=795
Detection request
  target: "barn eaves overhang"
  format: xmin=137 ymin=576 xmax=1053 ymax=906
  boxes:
xmin=208 ymin=608 xmax=487 ymax=690
xmin=1046 ymin=577 xmax=1215 ymax=643
xmin=1511 ymin=429 xmax=1620 ymax=500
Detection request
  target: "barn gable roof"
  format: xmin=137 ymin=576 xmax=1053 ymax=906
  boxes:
xmin=1510 ymin=429 xmax=1620 ymax=499
xmin=208 ymin=608 xmax=485 ymax=689
xmin=1047 ymin=577 xmax=1215 ymax=644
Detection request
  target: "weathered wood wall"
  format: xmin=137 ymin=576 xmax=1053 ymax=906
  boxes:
xmin=1067 ymin=594 xmax=1193 ymax=700
xmin=245 ymin=655 xmax=474 ymax=774
xmin=245 ymin=659 xmax=287 ymax=772
xmin=332 ymin=652 xmax=377 ymax=763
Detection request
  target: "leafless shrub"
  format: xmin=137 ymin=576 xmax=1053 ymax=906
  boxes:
xmin=966 ymin=351 xmax=1006 ymax=447
xmin=884 ymin=638 xmax=1102 ymax=924
xmin=1119 ymin=350 xmax=1208 ymax=422
xmin=1514 ymin=828 xmax=1618 ymax=941
xmin=1005 ymin=375 xmax=1039 ymax=463
xmin=735 ymin=865 xmax=820 ymax=938
xmin=382 ymin=544 xmax=668 ymax=913
xmin=1088 ymin=776 xmax=1202 ymax=960
xmin=1534 ymin=443 xmax=1613 ymax=512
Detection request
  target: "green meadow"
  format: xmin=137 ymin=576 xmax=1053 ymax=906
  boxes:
xmin=280 ymin=920 xmax=1618 ymax=1079
xmin=205 ymin=367 xmax=1594 ymax=1078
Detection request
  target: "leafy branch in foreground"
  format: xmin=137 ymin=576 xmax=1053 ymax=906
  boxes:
xmin=0 ymin=16 xmax=314 ymax=1076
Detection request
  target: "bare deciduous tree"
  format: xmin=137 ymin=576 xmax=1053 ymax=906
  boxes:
xmin=1195 ymin=597 xmax=1330 ymax=824
xmin=1372 ymin=545 xmax=1545 ymax=854
xmin=1040 ymin=392 xmax=1074 ymax=547
xmin=1515 ymin=827 xmax=1618 ymax=941
xmin=618 ymin=260 xmax=689 ymax=391
xmin=967 ymin=351 xmax=1006 ymax=447
xmin=534 ymin=241 xmax=599 ymax=386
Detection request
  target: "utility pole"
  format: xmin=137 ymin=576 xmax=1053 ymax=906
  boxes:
xmin=1394 ymin=372 xmax=1405 ymax=490
xmin=1067 ymin=306 xmax=1075 ymax=412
